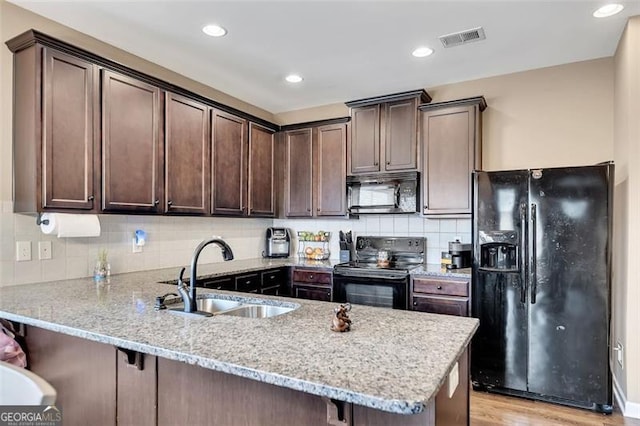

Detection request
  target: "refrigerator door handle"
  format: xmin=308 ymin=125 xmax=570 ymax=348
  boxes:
xmin=530 ymin=203 xmax=537 ymax=304
xmin=520 ymin=202 xmax=528 ymax=304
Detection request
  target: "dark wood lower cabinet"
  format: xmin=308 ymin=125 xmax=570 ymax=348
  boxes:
xmin=292 ymin=283 xmax=332 ymax=301
xmin=19 ymin=324 xmax=468 ymax=425
xmin=116 ymin=350 xmax=157 ymax=426
xmin=24 ymin=326 xmax=117 ymax=425
xmin=413 ymin=295 xmax=469 ymax=316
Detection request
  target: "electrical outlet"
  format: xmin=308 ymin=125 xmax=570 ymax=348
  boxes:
xmin=132 ymin=238 xmax=143 ymax=253
xmin=16 ymin=241 xmax=31 ymax=262
xmin=38 ymin=241 xmax=52 ymax=260
xmin=615 ymin=341 xmax=624 ymax=368
xmin=447 ymin=362 xmax=459 ymax=398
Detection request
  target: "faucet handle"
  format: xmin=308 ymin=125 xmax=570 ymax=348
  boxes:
xmin=178 ymin=267 xmax=186 ymax=285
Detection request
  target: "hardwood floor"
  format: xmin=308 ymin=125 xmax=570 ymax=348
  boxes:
xmin=471 ymin=390 xmax=640 ymax=426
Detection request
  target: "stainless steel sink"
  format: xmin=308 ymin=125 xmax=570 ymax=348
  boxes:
xmin=196 ymin=298 xmax=243 ymax=314
xmin=167 ymin=295 xmax=297 ymax=319
xmin=218 ymin=304 xmax=295 ymax=318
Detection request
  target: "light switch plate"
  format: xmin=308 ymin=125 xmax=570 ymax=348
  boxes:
xmin=16 ymin=241 xmax=31 ymax=262
xmin=38 ymin=241 xmax=52 ymax=260
xmin=448 ymin=362 xmax=459 ymax=398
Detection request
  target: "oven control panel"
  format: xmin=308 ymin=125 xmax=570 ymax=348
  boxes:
xmin=355 ymin=236 xmax=425 ymax=254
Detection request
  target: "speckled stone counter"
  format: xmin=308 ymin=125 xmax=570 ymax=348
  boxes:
xmin=0 ymin=263 xmax=478 ymax=415
xmin=411 ymin=264 xmax=471 ymax=279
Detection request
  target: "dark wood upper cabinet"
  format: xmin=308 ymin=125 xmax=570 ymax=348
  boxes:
xmin=284 ymin=128 xmax=314 ymax=217
xmin=346 ymin=90 xmax=430 ymax=175
xmin=248 ymin=123 xmax=276 ymax=217
xmin=349 ymin=105 xmax=380 ymax=174
xmin=384 ymin=98 xmax=418 ymax=171
xmin=420 ymin=97 xmax=486 ymax=216
xmin=211 ymin=110 xmax=247 ymax=216
xmin=11 ymin=44 xmax=98 ymax=212
xmin=315 ymin=123 xmax=347 ymax=216
xmin=102 ymin=70 xmax=163 ymax=212
xmin=283 ymin=121 xmax=347 ymax=218
xmin=165 ymin=93 xmax=210 ymax=215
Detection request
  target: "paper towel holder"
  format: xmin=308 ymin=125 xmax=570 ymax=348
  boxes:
xmin=36 ymin=213 xmax=49 ymax=226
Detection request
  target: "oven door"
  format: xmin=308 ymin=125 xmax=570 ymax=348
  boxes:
xmin=332 ymin=271 xmax=408 ymax=310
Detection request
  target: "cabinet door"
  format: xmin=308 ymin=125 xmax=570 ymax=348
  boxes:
xmin=211 ymin=110 xmax=247 ymax=215
xmin=315 ymin=123 xmax=346 ymax=216
xmin=102 ymin=70 xmax=162 ymax=212
xmin=42 ymin=49 xmax=97 ymax=210
xmin=284 ymin=128 xmax=313 ymax=217
xmin=349 ymin=104 xmax=380 ymax=174
xmin=165 ymin=93 xmax=210 ymax=214
xmin=248 ymin=122 xmax=275 ymax=217
xmin=235 ymin=272 xmax=261 ymax=293
xmin=24 ymin=326 xmax=117 ymax=425
xmin=412 ymin=295 xmax=469 ymax=316
xmin=293 ymin=283 xmax=332 ymax=302
xmin=422 ymin=105 xmax=478 ymax=215
xmin=384 ymin=98 xmax=418 ymax=171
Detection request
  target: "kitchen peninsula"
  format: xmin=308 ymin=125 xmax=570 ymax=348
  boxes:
xmin=0 ymin=260 xmax=478 ymax=426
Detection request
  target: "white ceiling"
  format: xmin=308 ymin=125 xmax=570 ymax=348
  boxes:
xmin=8 ymin=1 xmax=640 ymax=113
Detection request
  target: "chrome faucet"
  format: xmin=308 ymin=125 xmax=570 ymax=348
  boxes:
xmin=176 ymin=238 xmax=234 ymax=314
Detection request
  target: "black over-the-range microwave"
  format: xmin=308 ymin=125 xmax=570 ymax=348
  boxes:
xmin=346 ymin=172 xmax=419 ymax=214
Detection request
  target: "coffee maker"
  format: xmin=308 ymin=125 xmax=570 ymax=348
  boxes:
xmin=264 ymin=228 xmax=291 ymax=258
xmin=447 ymin=240 xmax=472 ymax=269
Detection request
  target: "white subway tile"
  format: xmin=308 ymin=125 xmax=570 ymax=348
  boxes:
xmin=379 ymin=216 xmax=394 ymax=235
xmin=0 ymin=261 xmax=15 ymax=286
xmin=408 ymin=216 xmax=424 ymax=234
xmin=14 ymin=260 xmax=42 ymax=284
xmin=393 ymin=215 xmax=409 ymax=234
xmin=439 ymin=219 xmax=457 ymax=233
xmin=364 ymin=216 xmax=380 ymax=234
xmin=456 ymin=219 xmax=472 ymax=233
xmin=427 ymin=250 xmax=442 ymax=265
xmin=66 ymin=257 xmax=89 ymax=279
xmin=425 ymin=233 xmax=440 ymax=248
xmin=424 ymin=218 xmax=440 ymax=233
xmin=42 ymin=258 xmax=66 ymax=281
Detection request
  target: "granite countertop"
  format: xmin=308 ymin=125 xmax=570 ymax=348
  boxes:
xmin=0 ymin=260 xmax=478 ymax=415
xmin=411 ymin=264 xmax=472 ymax=279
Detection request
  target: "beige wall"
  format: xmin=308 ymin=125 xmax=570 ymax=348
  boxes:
xmin=276 ymin=58 xmax=615 ymax=172
xmin=614 ymin=16 xmax=640 ymax=408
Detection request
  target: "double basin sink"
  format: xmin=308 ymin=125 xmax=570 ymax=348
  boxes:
xmin=169 ymin=296 xmax=298 ymax=319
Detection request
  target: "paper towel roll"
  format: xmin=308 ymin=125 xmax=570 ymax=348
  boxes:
xmin=40 ymin=213 xmax=101 ymax=238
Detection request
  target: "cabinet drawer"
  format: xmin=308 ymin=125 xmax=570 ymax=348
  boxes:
xmin=292 ymin=284 xmax=332 ymax=302
xmin=235 ymin=273 xmax=260 ymax=293
xmin=261 ymin=268 xmax=286 ymax=288
xmin=201 ymin=276 xmax=234 ymax=291
xmin=413 ymin=277 xmax=469 ymax=297
xmin=412 ymin=295 xmax=469 ymax=316
xmin=292 ymin=269 xmax=332 ymax=285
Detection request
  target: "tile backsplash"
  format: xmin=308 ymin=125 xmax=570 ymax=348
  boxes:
xmin=273 ymin=215 xmax=471 ymax=264
xmin=0 ymin=199 xmax=471 ymax=287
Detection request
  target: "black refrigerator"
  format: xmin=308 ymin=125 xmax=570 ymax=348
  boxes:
xmin=471 ymin=163 xmax=613 ymax=413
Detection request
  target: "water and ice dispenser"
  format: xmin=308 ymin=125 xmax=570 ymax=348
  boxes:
xmin=478 ymin=231 xmax=519 ymax=272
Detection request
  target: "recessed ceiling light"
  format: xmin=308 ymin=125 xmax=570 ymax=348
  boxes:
xmin=285 ymin=74 xmax=303 ymax=83
xmin=202 ymin=24 xmax=227 ymax=37
xmin=593 ymin=3 xmax=624 ymax=18
xmin=412 ymin=47 xmax=434 ymax=58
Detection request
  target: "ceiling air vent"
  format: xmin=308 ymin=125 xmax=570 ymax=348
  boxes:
xmin=438 ymin=27 xmax=486 ymax=48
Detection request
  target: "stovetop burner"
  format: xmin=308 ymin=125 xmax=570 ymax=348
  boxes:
xmin=334 ymin=261 xmax=421 ymax=273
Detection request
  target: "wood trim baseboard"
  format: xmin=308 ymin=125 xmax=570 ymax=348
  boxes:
xmin=613 ymin=373 xmax=640 ymax=419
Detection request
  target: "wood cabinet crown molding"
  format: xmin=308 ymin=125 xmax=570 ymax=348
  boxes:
xmin=6 ymin=29 xmax=278 ymax=132
xmin=419 ymin=96 xmax=487 ymax=112
xmin=280 ymin=116 xmax=350 ymax=132
xmin=345 ymin=89 xmax=432 ymax=108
